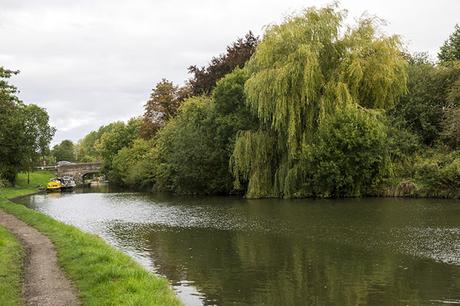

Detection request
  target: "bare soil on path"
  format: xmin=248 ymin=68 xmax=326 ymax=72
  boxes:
xmin=0 ymin=209 xmax=79 ymax=306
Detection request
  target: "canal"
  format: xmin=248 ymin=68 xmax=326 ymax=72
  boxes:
xmin=15 ymin=188 xmax=460 ymax=305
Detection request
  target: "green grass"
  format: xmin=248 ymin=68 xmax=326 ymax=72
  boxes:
xmin=0 ymin=172 xmax=182 ymax=306
xmin=0 ymin=171 xmax=54 ymax=199
xmin=0 ymin=225 xmax=24 ymax=306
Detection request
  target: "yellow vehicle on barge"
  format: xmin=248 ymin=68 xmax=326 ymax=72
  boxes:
xmin=46 ymin=176 xmax=76 ymax=192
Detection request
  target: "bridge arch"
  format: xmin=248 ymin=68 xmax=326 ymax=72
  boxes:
xmin=57 ymin=162 xmax=102 ymax=185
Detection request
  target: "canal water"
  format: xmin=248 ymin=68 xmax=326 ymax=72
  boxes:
xmin=15 ymin=188 xmax=460 ymax=305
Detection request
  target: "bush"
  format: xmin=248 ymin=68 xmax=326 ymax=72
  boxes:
xmin=300 ymin=106 xmax=390 ymax=197
xmin=441 ymin=106 xmax=460 ymax=148
xmin=111 ymin=139 xmax=154 ymax=188
xmin=390 ymin=57 xmax=460 ymax=145
xmin=385 ymin=120 xmax=421 ymax=179
xmin=152 ymin=96 xmax=233 ymax=194
xmin=414 ymin=150 xmax=460 ymax=198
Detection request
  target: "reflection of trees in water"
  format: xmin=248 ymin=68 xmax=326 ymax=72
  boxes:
xmin=109 ymin=223 xmax=460 ymax=305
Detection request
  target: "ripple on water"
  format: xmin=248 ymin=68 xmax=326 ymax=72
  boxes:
xmin=17 ymin=192 xmax=460 ymax=306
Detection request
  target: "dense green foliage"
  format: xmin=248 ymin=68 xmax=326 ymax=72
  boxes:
xmin=74 ymin=121 xmax=136 ymax=163
xmin=142 ymin=69 xmax=257 ymax=194
xmin=390 ymin=55 xmax=460 ymax=145
xmin=0 ymin=68 xmax=54 ymax=184
xmin=413 ymin=149 xmax=460 ymax=198
xmin=0 ymin=225 xmax=23 ymax=306
xmin=74 ymin=6 xmax=460 ymax=199
xmin=98 ymin=69 xmax=257 ymax=193
xmin=112 ymin=138 xmax=153 ymax=187
xmin=95 ymin=118 xmax=141 ymax=180
xmin=22 ymin=104 xmax=55 ymax=177
xmin=231 ymin=6 xmax=407 ymax=198
xmin=438 ymin=24 xmax=460 ymax=63
xmin=75 ymin=131 xmax=100 ymax=162
xmin=442 ymin=106 xmax=460 ymax=147
xmin=152 ymin=97 xmax=224 ymax=193
xmin=0 ymin=69 xmax=25 ymax=183
xmin=300 ymin=106 xmax=391 ymax=197
xmin=52 ymin=139 xmax=76 ymax=162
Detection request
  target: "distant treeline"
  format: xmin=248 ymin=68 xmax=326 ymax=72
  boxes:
xmin=54 ymin=5 xmax=460 ymax=198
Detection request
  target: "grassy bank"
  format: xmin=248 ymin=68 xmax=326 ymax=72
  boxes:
xmin=0 ymin=171 xmax=53 ymax=199
xmin=0 ymin=172 xmax=181 ymax=306
xmin=0 ymin=225 xmax=24 ymax=306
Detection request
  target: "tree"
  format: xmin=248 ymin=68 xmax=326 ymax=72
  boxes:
xmin=231 ymin=5 xmax=407 ymax=198
xmin=390 ymin=55 xmax=460 ymax=145
xmin=52 ymin=140 xmax=76 ymax=162
xmin=144 ymin=68 xmax=260 ymax=194
xmin=22 ymin=104 xmax=55 ymax=183
xmin=439 ymin=24 xmax=460 ymax=63
xmin=152 ymin=96 xmax=229 ymax=193
xmin=95 ymin=118 xmax=141 ymax=179
xmin=0 ymin=67 xmax=55 ymax=184
xmin=75 ymin=121 xmax=131 ymax=162
xmin=139 ymin=79 xmax=186 ymax=139
xmin=112 ymin=138 xmax=154 ymax=187
xmin=188 ymin=32 xmax=258 ymax=96
xmin=300 ymin=106 xmax=390 ymax=197
xmin=75 ymin=130 xmax=100 ymax=162
xmin=210 ymin=69 xmax=259 ymax=192
xmin=0 ymin=68 xmax=25 ymax=183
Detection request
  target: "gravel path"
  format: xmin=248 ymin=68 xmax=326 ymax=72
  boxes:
xmin=0 ymin=210 xmax=79 ymax=306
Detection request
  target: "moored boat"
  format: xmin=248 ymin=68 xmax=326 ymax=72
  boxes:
xmin=60 ymin=176 xmax=76 ymax=191
xmin=46 ymin=178 xmax=63 ymax=192
xmin=46 ymin=176 xmax=76 ymax=192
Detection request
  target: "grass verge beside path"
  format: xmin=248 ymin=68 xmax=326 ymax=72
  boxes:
xmin=0 ymin=172 xmax=181 ymax=306
xmin=0 ymin=225 xmax=24 ymax=306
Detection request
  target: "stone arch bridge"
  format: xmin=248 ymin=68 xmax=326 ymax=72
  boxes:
xmin=56 ymin=162 xmax=102 ymax=184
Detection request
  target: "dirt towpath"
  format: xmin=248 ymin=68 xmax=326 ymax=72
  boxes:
xmin=0 ymin=210 xmax=79 ymax=306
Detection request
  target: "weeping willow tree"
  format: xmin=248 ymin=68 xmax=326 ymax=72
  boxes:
xmin=231 ymin=5 xmax=408 ymax=198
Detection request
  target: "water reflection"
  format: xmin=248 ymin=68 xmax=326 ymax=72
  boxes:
xmin=15 ymin=191 xmax=460 ymax=305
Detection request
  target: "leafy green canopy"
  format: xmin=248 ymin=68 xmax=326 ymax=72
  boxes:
xmin=0 ymin=68 xmax=23 ymax=183
xmin=231 ymin=6 xmax=407 ymax=198
xmin=390 ymin=55 xmax=460 ymax=145
xmin=95 ymin=118 xmax=141 ymax=178
xmin=152 ymin=96 xmax=231 ymax=194
xmin=438 ymin=24 xmax=460 ymax=63
xmin=300 ymin=106 xmax=391 ymax=197
xmin=112 ymin=138 xmax=153 ymax=187
xmin=75 ymin=131 xmax=100 ymax=162
xmin=0 ymin=68 xmax=54 ymax=183
xmin=52 ymin=140 xmax=76 ymax=162
xmin=109 ymin=68 xmax=258 ymax=193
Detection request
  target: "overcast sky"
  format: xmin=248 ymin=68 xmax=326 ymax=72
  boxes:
xmin=1 ymin=0 xmax=459 ymax=144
